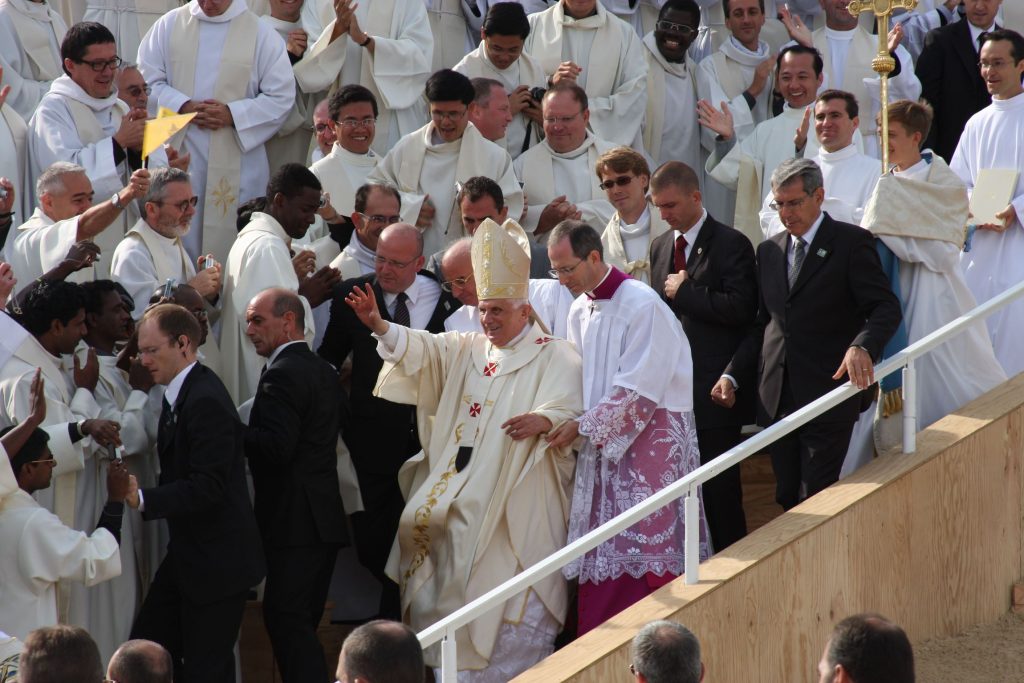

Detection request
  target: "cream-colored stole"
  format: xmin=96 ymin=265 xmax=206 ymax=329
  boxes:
xmin=133 ymin=0 xmax=179 ymax=49
xmin=642 ymin=47 xmax=696 ymax=165
xmin=0 ymin=0 xmax=65 ymax=80
xmin=521 ymin=140 xmax=604 ymax=207
xmin=600 ymin=208 xmax=670 ymax=283
xmin=818 ymin=28 xmax=878 ymax=135
xmin=733 ymin=155 xmax=764 ymax=245
xmin=529 ymin=3 xmax=621 ymax=97
xmin=125 ymin=217 xmax=195 ymax=284
xmin=711 ymin=51 xmax=747 ymax=99
xmin=170 ymin=6 xmax=259 ymax=262
xmin=427 ymin=0 xmax=466 ymax=71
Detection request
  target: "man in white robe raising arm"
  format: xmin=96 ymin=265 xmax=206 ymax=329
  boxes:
xmin=345 ymin=217 xmax=582 ymax=680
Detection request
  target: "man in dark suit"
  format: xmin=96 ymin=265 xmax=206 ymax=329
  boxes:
xmin=318 ymin=223 xmax=457 ymax=619
xmin=649 ymin=161 xmax=758 ymax=551
xmin=916 ymin=0 xmax=1003 ymax=161
xmin=715 ymin=158 xmax=901 ymax=511
xmin=127 ymin=304 xmax=264 ymax=683
xmin=244 ymin=288 xmax=347 ymax=683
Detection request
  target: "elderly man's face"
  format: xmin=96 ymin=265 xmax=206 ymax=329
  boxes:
xmin=478 ymin=299 xmax=530 ymax=346
xmin=542 ymin=91 xmax=589 ymax=153
xmin=440 ymin=247 xmax=477 ymax=307
xmin=66 ymin=42 xmax=119 ymax=99
xmin=146 ymin=180 xmax=196 ymax=238
xmin=245 ymin=293 xmax=289 ymax=358
xmin=771 ymin=179 xmax=824 ymax=237
xmin=42 ymin=172 xmax=94 ymax=221
xmin=117 ymin=66 xmax=149 ymax=110
xmin=469 ymin=85 xmax=513 ymax=142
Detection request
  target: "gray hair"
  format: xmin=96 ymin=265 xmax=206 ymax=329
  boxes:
xmin=770 ymin=157 xmax=824 ymax=195
xmin=140 ymin=166 xmax=191 ymax=212
xmin=36 ymin=161 xmax=87 ymax=198
xmin=118 ymin=61 xmax=139 ymax=73
xmin=631 ymin=620 xmax=702 ymax=683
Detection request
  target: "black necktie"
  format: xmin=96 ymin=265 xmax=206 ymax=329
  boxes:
xmin=158 ymin=396 xmax=175 ymax=448
xmin=393 ymin=291 xmax=411 ymax=327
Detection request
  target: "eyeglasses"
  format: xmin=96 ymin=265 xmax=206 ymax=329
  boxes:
xmin=337 ymin=117 xmax=377 ymax=128
xmin=359 ymin=212 xmax=402 ymax=225
xmin=655 ymin=20 xmax=696 ymax=36
xmin=768 ymin=194 xmax=810 ymax=212
xmin=76 ymin=55 xmax=123 ymax=72
xmin=431 ymin=108 xmax=467 ymax=122
xmin=441 ymin=273 xmax=473 ymax=291
xmin=978 ymin=59 xmax=1011 ymax=70
xmin=152 ymin=196 xmax=199 ymax=212
xmin=548 ymin=259 xmax=585 ymax=278
xmin=543 ymin=111 xmax=583 ymax=125
xmin=599 ymin=175 xmax=636 ymax=191
xmin=124 ymin=84 xmax=151 ymax=97
xmin=374 ymin=255 xmax=418 ymax=269
xmin=314 ymin=123 xmax=331 ymax=134
xmin=30 ymin=459 xmax=57 ymax=467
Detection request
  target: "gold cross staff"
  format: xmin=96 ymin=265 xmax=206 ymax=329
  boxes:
xmin=846 ymin=0 xmax=918 ymax=173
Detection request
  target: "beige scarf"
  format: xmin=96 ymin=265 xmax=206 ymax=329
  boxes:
xmin=0 ymin=0 xmax=65 ymax=80
xmin=862 ymin=155 xmax=968 ymax=246
xmin=170 ymin=4 xmax=258 ymax=261
xmin=528 ymin=2 xmax=620 ymax=97
xmin=601 ymin=207 xmax=671 ymax=283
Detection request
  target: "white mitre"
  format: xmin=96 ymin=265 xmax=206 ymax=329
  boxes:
xmin=471 ymin=218 xmax=532 ymax=301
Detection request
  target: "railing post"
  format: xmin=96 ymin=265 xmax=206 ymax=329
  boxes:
xmin=684 ymin=486 xmax=699 ymax=585
xmin=440 ymin=627 xmax=457 ymax=682
xmin=902 ymin=359 xmax=917 ymax=454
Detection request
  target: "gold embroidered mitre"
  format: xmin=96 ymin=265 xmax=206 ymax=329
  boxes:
xmin=471 ymin=218 xmax=531 ymax=300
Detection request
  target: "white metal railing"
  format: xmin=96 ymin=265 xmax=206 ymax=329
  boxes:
xmin=421 ymin=279 xmax=1024 ymax=680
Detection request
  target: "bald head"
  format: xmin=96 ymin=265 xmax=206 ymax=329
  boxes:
xmin=246 ymin=287 xmax=305 ymax=358
xmin=440 ymin=237 xmax=476 ymax=306
xmin=375 ymin=223 xmax=425 ymax=294
xmin=107 ymin=640 xmax=172 ymax=683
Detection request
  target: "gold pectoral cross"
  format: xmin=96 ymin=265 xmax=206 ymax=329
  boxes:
xmin=846 ymin=0 xmax=918 ymax=173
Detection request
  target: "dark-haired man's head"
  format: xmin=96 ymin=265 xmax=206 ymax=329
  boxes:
xmin=426 ymin=70 xmax=475 ymax=142
xmin=818 ymin=614 xmax=914 ymax=683
xmin=655 ymin=0 xmax=700 ymax=62
xmin=20 ymin=626 xmax=103 ymax=683
xmin=61 ymin=22 xmax=118 ymax=98
xmin=2 ymin=425 xmax=54 ymax=494
xmin=353 ymin=183 xmax=402 ymax=252
xmin=481 ymin=3 xmax=530 ymax=69
xmin=777 ymin=45 xmax=824 ymax=108
xmin=979 ymin=29 xmax=1024 ymax=100
xmin=336 ymin=620 xmax=424 ymax=683
xmin=328 ymin=85 xmax=379 ymax=155
xmin=81 ymin=280 xmax=134 ymax=352
xmin=457 ymin=175 xmax=507 ymax=235
xmin=266 ymin=163 xmax=324 ymax=239
xmin=16 ymin=281 xmax=88 ymax=355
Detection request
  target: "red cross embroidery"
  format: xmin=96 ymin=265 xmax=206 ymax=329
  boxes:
xmin=534 ymin=336 xmax=554 ymax=344
xmin=469 ymin=403 xmax=482 ymax=417
xmin=483 ymin=362 xmax=498 ymax=377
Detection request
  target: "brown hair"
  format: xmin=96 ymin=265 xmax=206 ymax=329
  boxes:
xmin=141 ymin=303 xmax=201 ymax=350
xmin=884 ymin=99 xmax=933 ymax=145
xmin=595 ymin=146 xmax=651 ymax=184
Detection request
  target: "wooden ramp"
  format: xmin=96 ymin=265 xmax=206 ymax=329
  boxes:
xmin=514 ymin=374 xmax=1024 ymax=683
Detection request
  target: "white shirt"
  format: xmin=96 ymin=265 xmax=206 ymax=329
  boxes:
xmin=788 ymin=212 xmax=825 ymax=270
xmin=164 ymin=361 xmax=197 ymax=407
xmin=968 ymin=21 xmax=996 ymax=54
xmin=265 ymin=339 xmax=306 ymax=367
xmin=673 ymin=208 xmax=709 ymax=263
xmin=382 ymin=274 xmax=442 ymax=329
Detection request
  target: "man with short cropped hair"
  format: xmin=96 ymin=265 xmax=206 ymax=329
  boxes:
xmin=468 ymin=77 xmax=512 ymax=146
xmin=18 ymin=626 xmax=104 ymax=683
xmin=330 ymin=182 xmax=402 ymax=279
xmin=335 ymin=620 xmax=423 ymax=683
xmin=310 ymin=86 xmax=380 ymax=223
xmin=630 ymin=620 xmax=704 ymax=683
xmin=817 ymin=614 xmax=914 ymax=683
xmin=106 ymin=639 xmax=173 ymax=683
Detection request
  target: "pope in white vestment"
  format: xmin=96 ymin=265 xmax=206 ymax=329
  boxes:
xmin=138 ymin=0 xmax=294 ymax=263
xmin=952 ymin=89 xmax=1024 ymax=379
xmin=0 ymin=0 xmax=66 ymax=120
xmin=293 ymin=0 xmax=433 ymax=155
xmin=524 ymin=0 xmax=648 ymax=147
xmin=354 ymin=218 xmax=582 ymax=678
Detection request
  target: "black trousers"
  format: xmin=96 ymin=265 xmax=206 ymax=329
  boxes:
xmin=131 ymin=557 xmax=248 ymax=683
xmin=350 ymin=472 xmax=404 ymax=620
xmin=695 ymin=425 xmax=748 ymax=551
xmin=263 ymin=543 xmax=340 ymax=683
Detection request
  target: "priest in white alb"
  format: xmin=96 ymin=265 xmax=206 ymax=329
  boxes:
xmin=81 ymin=0 xmax=179 ymax=72
xmin=696 ymin=0 xmax=777 ymax=225
xmin=524 ymin=0 xmax=648 ymax=147
xmin=0 ymin=0 xmax=66 ymax=120
xmin=220 ymin=164 xmax=338 ymax=404
xmin=951 ymin=29 xmax=1024 ymax=379
xmin=329 ymin=182 xmax=402 ymax=280
xmin=846 ymin=99 xmax=1006 ymax=472
xmin=344 ymin=217 xmax=583 ymax=679
xmin=0 ymin=72 xmax=29 ymax=226
xmin=292 ymin=0 xmax=433 ymax=155
xmin=597 ymin=147 xmax=670 ymax=285
xmin=513 ymin=84 xmax=615 ymax=241
xmin=453 ymin=2 xmax=547 ymax=160
xmin=138 ymin=0 xmax=294 ymax=264
xmin=546 ymin=220 xmax=712 ymax=636
xmin=367 ymin=69 xmax=522 ymax=258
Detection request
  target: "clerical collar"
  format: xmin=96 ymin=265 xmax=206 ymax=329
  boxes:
xmin=818 ymin=143 xmax=859 ymax=163
xmin=824 ymin=26 xmax=856 ymax=41
xmin=262 ymin=15 xmax=301 ymax=34
xmin=548 ymin=133 xmax=594 ymax=160
xmin=992 ymin=90 xmax=1024 ymax=108
xmin=141 ymin=220 xmax=182 ymax=246
xmin=674 ymin=208 xmax=707 ymax=242
xmin=192 ymin=0 xmax=247 ymax=23
xmin=266 ymin=339 xmax=305 ymax=366
xmin=726 ymin=36 xmax=769 ymax=60
xmin=328 ymin=144 xmax=377 ymax=165
xmin=50 ymin=74 xmax=120 ymax=112
xmin=893 ymin=156 xmax=930 ymax=179
xmin=586 ymin=265 xmax=630 ymax=300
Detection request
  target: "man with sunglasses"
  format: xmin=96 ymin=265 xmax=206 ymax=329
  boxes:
xmin=27 ymin=23 xmax=178 ymax=275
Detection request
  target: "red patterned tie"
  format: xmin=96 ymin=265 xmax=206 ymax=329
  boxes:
xmin=673 ymin=234 xmax=688 ymax=272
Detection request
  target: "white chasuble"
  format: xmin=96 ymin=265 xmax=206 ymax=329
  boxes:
xmin=294 ymin=0 xmax=433 ymax=155
xmin=6 ymin=209 xmax=99 ymax=285
xmin=138 ymin=0 xmax=294 ymax=263
xmin=0 ymin=0 xmax=66 ymax=119
xmin=952 ymin=92 xmax=1024 ymax=378
xmin=368 ymin=122 xmax=522 ymax=257
xmin=309 ymin=144 xmax=380 ymax=218
xmin=514 ymin=135 xmax=616 ymax=239
xmin=111 ymin=218 xmax=196 ymax=319
xmin=374 ymin=323 xmax=582 ymax=670
xmin=220 ymin=212 xmax=315 ymax=405
xmin=525 ymin=2 xmax=648 ymax=147
xmin=453 ymin=46 xmax=547 ymax=159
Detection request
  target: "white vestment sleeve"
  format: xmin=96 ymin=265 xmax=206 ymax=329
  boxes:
xmin=0 ymin=40 xmax=54 ymax=118
xmin=606 ymin=301 xmax=690 ymax=406
xmin=110 ymin=241 xmax=161 ymax=319
xmin=28 ymin=99 xmax=118 ymax=195
xmin=19 ymin=511 xmax=121 ymax=589
xmin=137 ymin=17 xmax=190 ymax=115
xmin=696 ymin=55 xmax=754 ymax=152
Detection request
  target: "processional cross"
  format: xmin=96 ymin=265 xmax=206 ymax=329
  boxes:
xmin=846 ymin=0 xmax=918 ymax=173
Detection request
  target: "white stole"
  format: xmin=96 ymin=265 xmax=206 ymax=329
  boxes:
xmin=170 ymin=6 xmax=259 ymax=262
xmin=601 ymin=208 xmax=671 ymax=283
xmin=521 ymin=136 xmax=605 ymax=207
xmin=528 ymin=2 xmax=620 ymax=97
xmin=816 ymin=27 xmax=879 ymax=136
xmin=642 ymin=33 xmax=696 ymax=166
xmin=0 ymin=0 xmax=65 ymax=80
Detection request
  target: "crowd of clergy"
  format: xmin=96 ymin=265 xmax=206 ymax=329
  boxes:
xmin=0 ymin=0 xmax=1022 ymax=679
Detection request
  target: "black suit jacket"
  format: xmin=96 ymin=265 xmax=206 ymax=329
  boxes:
xmin=724 ymin=214 xmax=902 ymax=426
xmin=245 ymin=342 xmax=347 ymax=549
xmin=916 ymin=19 xmax=996 ymax=162
xmin=650 ymin=215 xmax=758 ymax=428
xmin=145 ymin=363 xmax=265 ymax=604
xmin=318 ymin=273 xmax=457 ymax=475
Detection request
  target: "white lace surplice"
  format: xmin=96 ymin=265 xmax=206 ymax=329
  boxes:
xmin=565 ymin=387 xmax=713 ymax=584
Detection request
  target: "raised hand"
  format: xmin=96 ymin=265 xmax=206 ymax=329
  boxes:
xmin=73 ymin=348 xmax=100 ymax=392
xmin=779 ymin=4 xmax=812 ymax=47
xmin=62 ymin=240 xmax=102 ymax=272
xmin=27 ymin=368 xmax=46 ymax=427
xmin=794 ymin=105 xmax=811 ymax=152
xmin=344 ymin=283 xmax=387 ymax=334
xmin=697 ymin=99 xmax=735 ymax=140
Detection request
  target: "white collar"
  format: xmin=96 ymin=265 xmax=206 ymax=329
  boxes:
xmin=674 ymin=208 xmax=708 ymax=242
xmin=190 ymin=0 xmax=247 ymax=23
xmin=791 ymin=212 xmax=825 ymax=249
xmin=545 ymin=133 xmax=595 ymax=160
xmin=618 ymin=205 xmax=651 ymax=235
xmin=817 ymin=143 xmax=859 ymax=163
xmin=49 ymin=74 xmax=121 ymax=113
xmin=968 ymin=21 xmax=996 ymax=49
xmin=383 ymin=274 xmax=427 ymax=309
xmin=164 ymin=361 xmax=197 ymax=406
xmin=266 ymin=339 xmax=306 ymax=366
xmin=584 ymin=264 xmax=613 ymax=297
xmin=327 ymin=143 xmax=378 ymax=165
xmin=725 ymin=36 xmax=769 ymax=61
xmin=824 ymin=26 xmax=857 ymax=41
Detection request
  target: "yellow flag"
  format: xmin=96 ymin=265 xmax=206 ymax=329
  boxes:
xmin=142 ymin=112 xmax=196 ymax=159
xmin=157 ymin=106 xmax=178 ymax=119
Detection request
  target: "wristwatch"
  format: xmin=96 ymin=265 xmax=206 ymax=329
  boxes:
xmin=111 ymin=192 xmax=124 ymax=210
